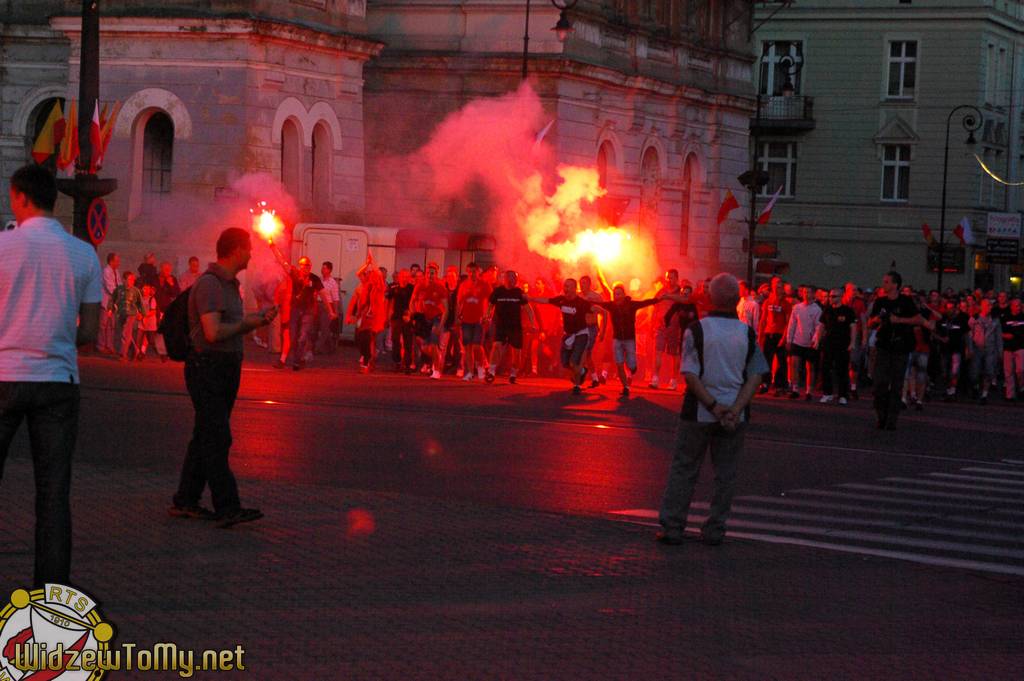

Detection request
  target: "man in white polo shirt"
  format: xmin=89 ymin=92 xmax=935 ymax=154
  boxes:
xmin=657 ymin=272 xmax=768 ymax=546
xmin=0 ymin=164 xmax=101 ymax=587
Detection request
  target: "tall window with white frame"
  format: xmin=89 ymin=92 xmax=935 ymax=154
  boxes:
xmin=757 ymin=142 xmax=797 ymax=198
xmin=759 ymin=41 xmax=803 ymax=96
xmin=881 ymin=144 xmax=911 ymax=202
xmin=886 ymin=41 xmax=917 ymax=99
xmin=142 ymin=112 xmax=174 ymax=205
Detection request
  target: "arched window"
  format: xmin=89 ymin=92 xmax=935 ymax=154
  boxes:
xmin=680 ymin=155 xmax=697 ymax=257
xmin=143 ymin=112 xmax=174 ymax=198
xmin=311 ymin=122 xmax=331 ymax=213
xmin=638 ymin=147 xmax=661 ymax=232
xmin=281 ymin=118 xmax=302 ymax=202
xmin=597 ymin=141 xmax=615 ymax=190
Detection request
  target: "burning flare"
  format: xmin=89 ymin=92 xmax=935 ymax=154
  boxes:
xmin=251 ymin=201 xmax=283 ymax=242
xmin=518 ymin=165 xmax=653 ymax=276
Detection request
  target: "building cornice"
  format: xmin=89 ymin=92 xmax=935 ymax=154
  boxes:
xmin=754 ymin=7 xmax=1024 ymax=34
xmin=366 ymin=53 xmax=754 ymax=115
xmin=49 ymin=15 xmax=384 ymax=60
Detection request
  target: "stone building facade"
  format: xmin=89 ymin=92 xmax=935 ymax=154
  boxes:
xmin=1 ymin=1 xmax=380 ymax=269
xmin=1 ymin=0 xmax=753 ymax=281
xmin=365 ymin=0 xmax=756 ymax=279
xmin=753 ymin=0 xmax=1024 ymax=291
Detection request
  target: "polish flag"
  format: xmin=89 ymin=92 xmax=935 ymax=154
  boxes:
xmin=716 ymin=190 xmax=740 ymax=225
xmin=953 ymin=216 xmax=974 ymax=246
xmin=757 ymin=186 xmax=783 ymax=225
xmin=88 ymin=102 xmax=102 ymax=173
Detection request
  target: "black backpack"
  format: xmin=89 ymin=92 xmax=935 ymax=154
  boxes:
xmin=157 ymin=286 xmax=194 ymax=361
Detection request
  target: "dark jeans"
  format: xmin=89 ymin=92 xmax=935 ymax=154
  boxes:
xmin=873 ymin=348 xmax=909 ymax=428
xmin=391 ymin=319 xmax=414 ymax=368
xmin=821 ymin=345 xmax=851 ymax=398
xmin=762 ymin=333 xmax=788 ymax=388
xmin=0 ymin=381 xmax=80 ymax=587
xmin=174 ymin=353 xmax=242 ymax=514
xmin=287 ymin=312 xmax=315 ymax=366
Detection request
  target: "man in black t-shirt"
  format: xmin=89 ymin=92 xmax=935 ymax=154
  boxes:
xmin=485 ymin=270 xmax=536 ymax=384
xmin=867 ymin=271 xmax=926 ymax=429
xmin=531 ymin=278 xmax=606 ymax=394
xmin=817 ymin=289 xmax=856 ymax=404
xmin=936 ymin=299 xmax=969 ymax=400
xmin=386 ymin=269 xmax=416 ymax=372
xmin=1000 ymin=298 xmax=1024 ymax=400
xmin=603 ymin=283 xmax=658 ymax=397
xmin=270 ymin=246 xmax=334 ymax=370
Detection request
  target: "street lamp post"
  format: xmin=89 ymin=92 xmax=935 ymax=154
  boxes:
xmin=56 ymin=0 xmax=117 ymax=249
xmin=521 ymin=0 xmax=577 ymax=80
xmin=937 ymin=105 xmax=982 ymax=292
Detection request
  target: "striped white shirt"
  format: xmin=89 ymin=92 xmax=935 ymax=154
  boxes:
xmin=0 ymin=216 xmax=102 ymax=383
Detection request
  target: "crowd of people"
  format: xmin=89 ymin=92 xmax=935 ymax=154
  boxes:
xmin=91 ymin=245 xmax=1024 ymax=420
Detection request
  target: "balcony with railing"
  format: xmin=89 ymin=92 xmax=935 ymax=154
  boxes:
xmin=750 ymin=95 xmax=815 ymax=132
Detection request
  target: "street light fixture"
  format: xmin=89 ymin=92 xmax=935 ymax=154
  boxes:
xmin=522 ymin=0 xmax=578 ymax=80
xmin=936 ymin=105 xmax=982 ymax=291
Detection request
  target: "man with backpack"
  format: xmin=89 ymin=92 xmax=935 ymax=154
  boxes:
xmin=168 ymin=228 xmax=277 ymax=528
xmin=657 ymin=273 xmax=768 ymax=547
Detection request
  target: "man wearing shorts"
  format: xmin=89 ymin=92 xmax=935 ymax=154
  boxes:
xmin=485 ymin=270 xmax=536 ymax=384
xmin=531 ymin=279 xmax=605 ymax=394
xmin=603 ymin=283 xmax=659 ymax=397
xmin=411 ymin=262 xmax=448 ymax=379
xmin=650 ymin=269 xmax=682 ymax=389
xmin=457 ymin=262 xmax=492 ymax=381
xmin=579 ymin=275 xmax=608 ymax=388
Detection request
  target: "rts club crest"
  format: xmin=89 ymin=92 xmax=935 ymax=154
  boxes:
xmin=0 ymin=585 xmax=114 ymax=681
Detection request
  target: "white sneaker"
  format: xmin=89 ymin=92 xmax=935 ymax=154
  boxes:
xmin=431 ymin=370 xmax=441 ymax=380
xmin=456 ymin=368 xmax=464 ymax=378
xmin=819 ymin=395 xmax=834 ymax=404
xmin=462 ymin=372 xmax=474 ymax=382
xmin=668 ymin=379 xmax=678 ymax=391
xmin=477 ymin=366 xmax=486 ymax=379
xmin=649 ymin=376 xmax=660 ymax=389
xmin=838 ymin=397 xmax=848 ymax=405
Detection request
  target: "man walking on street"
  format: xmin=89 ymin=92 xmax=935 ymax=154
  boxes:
xmin=170 ymin=228 xmax=277 ymax=528
xmin=0 ymin=164 xmax=101 ymax=586
xmin=868 ymin=271 xmax=926 ymax=430
xmin=657 ymin=272 xmax=768 ymax=546
xmin=99 ymin=252 xmax=119 ymax=353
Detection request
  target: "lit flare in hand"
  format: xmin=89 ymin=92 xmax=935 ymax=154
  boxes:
xmin=250 ymin=201 xmax=283 ymax=243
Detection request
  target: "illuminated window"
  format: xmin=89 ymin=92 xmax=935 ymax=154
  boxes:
xmin=759 ymin=41 xmax=803 ymax=96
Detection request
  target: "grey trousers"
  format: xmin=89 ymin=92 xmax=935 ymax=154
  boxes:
xmin=659 ymin=420 xmax=746 ymax=542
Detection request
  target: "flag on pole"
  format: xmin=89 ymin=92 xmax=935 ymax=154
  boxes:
xmin=31 ymin=101 xmax=65 ymax=164
xmin=88 ymin=102 xmax=102 ymax=173
xmin=757 ymin=186 xmax=783 ymax=225
xmin=953 ymin=216 xmax=973 ymax=246
xmin=716 ymin=190 xmax=740 ymax=225
xmin=921 ymin=223 xmax=936 ymax=246
xmin=95 ymin=101 xmax=121 ymax=170
xmin=56 ymin=99 xmax=79 ymax=172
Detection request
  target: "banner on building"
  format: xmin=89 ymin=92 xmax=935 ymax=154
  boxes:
xmin=985 ymin=212 xmax=1021 ymax=264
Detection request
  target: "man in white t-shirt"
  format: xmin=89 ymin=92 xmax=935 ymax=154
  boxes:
xmin=99 ymin=251 xmax=120 ymax=353
xmin=0 ymin=164 xmax=101 ymax=587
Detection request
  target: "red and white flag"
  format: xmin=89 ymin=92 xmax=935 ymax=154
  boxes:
xmin=953 ymin=216 xmax=974 ymax=246
xmin=757 ymin=186 xmax=783 ymax=225
xmin=716 ymin=190 xmax=740 ymax=225
xmin=88 ymin=102 xmax=102 ymax=173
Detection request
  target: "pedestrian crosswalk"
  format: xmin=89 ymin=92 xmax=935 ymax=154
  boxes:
xmin=609 ymin=458 xmax=1024 ymax=576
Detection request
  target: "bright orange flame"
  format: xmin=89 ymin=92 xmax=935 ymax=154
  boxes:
xmin=250 ymin=201 xmax=283 ymax=242
xmin=518 ymin=165 xmax=658 ymax=280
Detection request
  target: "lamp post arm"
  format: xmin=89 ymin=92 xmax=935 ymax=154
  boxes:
xmin=522 ymin=0 xmax=531 ymax=81
xmin=937 ymin=105 xmax=982 ymax=292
